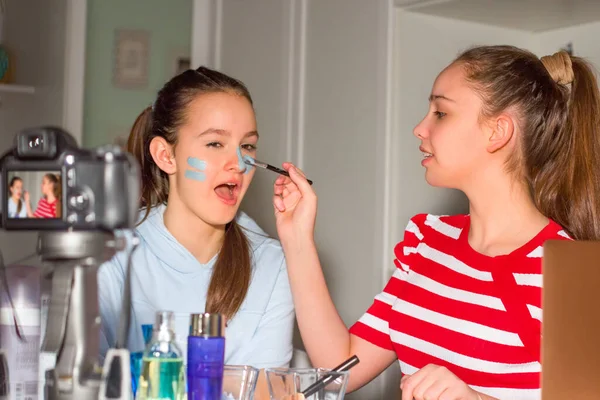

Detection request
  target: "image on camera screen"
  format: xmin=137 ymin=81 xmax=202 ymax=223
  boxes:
xmin=7 ymin=171 xmax=62 ymax=219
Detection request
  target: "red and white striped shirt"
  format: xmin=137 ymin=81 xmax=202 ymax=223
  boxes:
xmin=349 ymin=214 xmax=571 ymax=400
xmin=34 ymin=198 xmax=57 ymax=218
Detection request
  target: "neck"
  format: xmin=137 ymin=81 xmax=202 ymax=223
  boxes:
xmin=462 ymin=168 xmax=549 ymax=256
xmin=163 ymin=196 xmax=225 ymax=264
xmin=46 ymin=194 xmax=56 ymax=203
xmin=11 ymin=195 xmax=19 ymax=202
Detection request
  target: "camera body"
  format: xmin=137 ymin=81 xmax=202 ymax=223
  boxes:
xmin=0 ymin=126 xmax=140 ymax=231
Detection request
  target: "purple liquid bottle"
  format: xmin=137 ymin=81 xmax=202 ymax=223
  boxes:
xmin=187 ymin=313 xmax=225 ymax=400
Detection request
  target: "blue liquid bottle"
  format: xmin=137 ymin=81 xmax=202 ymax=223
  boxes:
xmin=187 ymin=313 xmax=225 ymax=400
xmin=136 ymin=311 xmax=185 ymax=400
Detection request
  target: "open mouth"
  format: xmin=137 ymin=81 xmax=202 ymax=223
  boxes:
xmin=214 ymin=182 xmax=240 ymax=205
xmin=422 ymin=151 xmax=433 ymax=159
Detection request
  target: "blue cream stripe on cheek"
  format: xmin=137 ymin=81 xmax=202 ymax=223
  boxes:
xmin=187 ymin=157 xmax=207 ymax=170
xmin=185 ymin=170 xmax=206 ymax=181
xmin=185 ymin=157 xmax=207 ymax=181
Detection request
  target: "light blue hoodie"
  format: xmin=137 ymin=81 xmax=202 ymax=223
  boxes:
xmin=97 ymin=204 xmax=295 ymax=369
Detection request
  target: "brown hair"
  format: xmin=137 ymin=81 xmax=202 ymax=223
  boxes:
xmin=453 ymin=45 xmax=600 ymax=240
xmin=44 ymin=173 xmax=62 ymax=218
xmin=127 ymin=66 xmax=254 ymax=319
xmin=9 ymin=176 xmax=23 ymax=215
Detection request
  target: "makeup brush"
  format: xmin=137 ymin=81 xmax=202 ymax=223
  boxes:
xmin=301 ymin=355 xmax=359 ymax=398
xmin=244 ymin=157 xmax=313 ymax=185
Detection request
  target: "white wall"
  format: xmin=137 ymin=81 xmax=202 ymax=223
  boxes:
xmin=218 ymin=1 xmax=397 ymax=398
xmin=303 ymin=2 xmax=396 ymax=399
xmin=218 ymin=0 xmax=293 ymax=239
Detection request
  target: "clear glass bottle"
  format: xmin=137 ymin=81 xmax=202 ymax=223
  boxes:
xmin=136 ymin=311 xmax=185 ymax=400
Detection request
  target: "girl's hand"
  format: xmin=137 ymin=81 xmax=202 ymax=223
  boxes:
xmin=272 ymin=162 xmax=317 ymax=246
xmin=401 ymin=365 xmax=482 ymax=400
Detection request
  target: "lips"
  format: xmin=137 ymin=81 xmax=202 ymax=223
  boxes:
xmin=419 ymin=146 xmax=433 ymax=159
xmin=214 ymin=180 xmax=241 ymax=206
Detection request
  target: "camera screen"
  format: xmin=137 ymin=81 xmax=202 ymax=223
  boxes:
xmin=7 ymin=171 xmax=62 ymax=219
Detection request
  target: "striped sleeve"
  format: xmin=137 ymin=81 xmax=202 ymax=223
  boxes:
xmin=349 ymin=215 xmax=426 ymax=350
xmin=34 ymin=198 xmax=56 ymax=218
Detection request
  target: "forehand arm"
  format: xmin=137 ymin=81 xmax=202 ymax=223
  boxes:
xmin=282 ymin=238 xmax=352 ymax=367
xmin=281 ymin=237 xmax=397 ymax=392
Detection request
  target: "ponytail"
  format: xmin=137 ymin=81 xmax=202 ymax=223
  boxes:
xmin=534 ymin=56 xmax=600 ymax=240
xmin=205 ymin=220 xmax=252 ymax=318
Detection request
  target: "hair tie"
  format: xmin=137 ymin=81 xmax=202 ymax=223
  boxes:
xmin=541 ymin=51 xmax=574 ymax=85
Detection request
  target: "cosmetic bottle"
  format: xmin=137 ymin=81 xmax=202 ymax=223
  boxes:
xmin=131 ymin=324 xmax=155 ymax=397
xmin=187 ymin=313 xmax=226 ymax=400
xmin=136 ymin=311 xmax=185 ymax=400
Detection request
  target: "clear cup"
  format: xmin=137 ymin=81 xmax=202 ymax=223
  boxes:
xmin=265 ymin=368 xmax=349 ymax=400
xmin=221 ymin=365 xmax=259 ymax=400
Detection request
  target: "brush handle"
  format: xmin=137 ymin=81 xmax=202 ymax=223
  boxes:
xmin=245 ymin=158 xmax=314 ymax=185
xmin=301 ymin=355 xmax=359 ymax=397
xmin=265 ymin=164 xmax=314 ymax=185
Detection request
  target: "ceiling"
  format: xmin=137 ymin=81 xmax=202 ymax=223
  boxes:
xmin=394 ymin=0 xmax=600 ymax=32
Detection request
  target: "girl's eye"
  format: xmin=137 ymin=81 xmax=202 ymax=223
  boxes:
xmin=433 ymin=111 xmax=446 ymax=119
xmin=242 ymin=144 xmax=257 ymax=151
xmin=207 ymin=142 xmax=223 ymax=148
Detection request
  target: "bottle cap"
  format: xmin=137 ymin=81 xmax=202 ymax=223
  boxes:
xmin=155 ymin=310 xmax=175 ymax=332
xmin=190 ymin=313 xmax=225 ymax=337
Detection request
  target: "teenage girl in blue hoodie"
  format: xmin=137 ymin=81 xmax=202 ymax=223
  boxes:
xmin=97 ymin=66 xmax=294 ymax=370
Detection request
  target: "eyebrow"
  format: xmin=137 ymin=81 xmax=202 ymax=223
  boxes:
xmin=199 ymin=128 xmax=259 ymax=139
xmin=429 ymin=94 xmax=455 ymax=103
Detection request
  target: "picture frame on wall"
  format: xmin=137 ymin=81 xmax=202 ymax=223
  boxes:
xmin=113 ymin=29 xmax=150 ymax=89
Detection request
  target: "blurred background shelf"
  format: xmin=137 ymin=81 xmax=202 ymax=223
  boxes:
xmin=0 ymin=83 xmax=35 ymax=94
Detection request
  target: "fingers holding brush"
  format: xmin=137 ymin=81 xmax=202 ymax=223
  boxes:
xmin=283 ymin=163 xmax=313 ymax=194
xmin=272 ymin=162 xmax=318 ymax=244
xmin=273 ymin=163 xmax=313 ymax=211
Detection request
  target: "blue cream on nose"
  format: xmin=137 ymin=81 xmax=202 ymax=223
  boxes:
xmin=185 ymin=157 xmax=207 ymax=181
xmin=237 ymin=147 xmax=254 ymax=175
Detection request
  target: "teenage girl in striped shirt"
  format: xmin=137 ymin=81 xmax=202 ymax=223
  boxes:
xmin=25 ymin=173 xmax=61 ymax=218
xmin=272 ymin=45 xmax=600 ymax=400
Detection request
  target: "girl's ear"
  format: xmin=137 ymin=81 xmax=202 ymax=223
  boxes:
xmin=149 ymin=137 xmax=177 ymax=174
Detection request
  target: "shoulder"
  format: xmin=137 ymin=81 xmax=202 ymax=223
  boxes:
xmin=394 ymin=213 xmax=467 ymax=258
xmin=401 ymin=213 xmax=468 ymax=243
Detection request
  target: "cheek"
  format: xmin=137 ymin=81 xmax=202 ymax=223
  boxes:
xmin=242 ymin=168 xmax=255 ymax=187
xmin=428 ymin=130 xmax=463 ymax=172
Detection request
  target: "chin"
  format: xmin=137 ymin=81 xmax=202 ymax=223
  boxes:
xmin=200 ymin=205 xmax=240 ymax=227
xmin=424 ymin=171 xmax=452 ymax=188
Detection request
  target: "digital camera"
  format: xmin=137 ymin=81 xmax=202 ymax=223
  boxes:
xmin=0 ymin=126 xmax=140 ymax=231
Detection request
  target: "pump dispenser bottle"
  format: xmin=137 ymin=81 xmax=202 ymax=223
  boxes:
xmin=136 ymin=311 xmax=185 ymax=400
